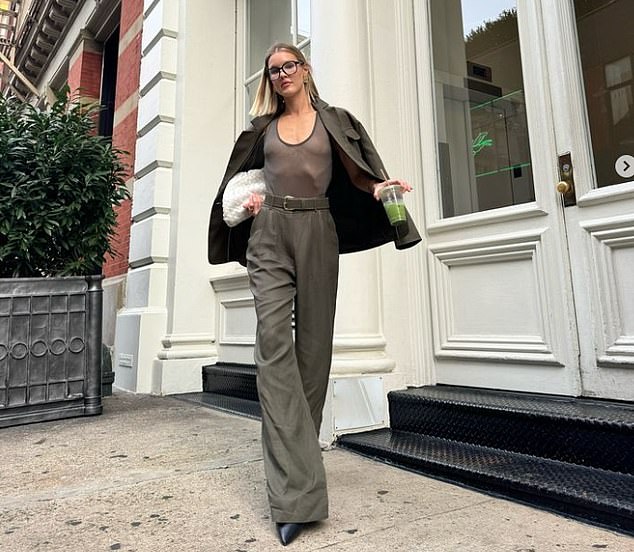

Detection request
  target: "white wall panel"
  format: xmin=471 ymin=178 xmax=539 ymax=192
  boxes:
xmin=430 ymin=230 xmax=561 ymax=365
xmin=210 ymin=273 xmax=256 ymax=364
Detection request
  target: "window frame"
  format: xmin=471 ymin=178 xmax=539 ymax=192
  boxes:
xmin=236 ymin=0 xmax=311 ymax=133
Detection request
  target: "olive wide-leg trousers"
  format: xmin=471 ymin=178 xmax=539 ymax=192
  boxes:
xmin=246 ymin=203 xmax=339 ymax=523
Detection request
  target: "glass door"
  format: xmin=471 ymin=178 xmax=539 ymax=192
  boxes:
xmin=543 ymin=0 xmax=634 ymax=400
xmin=420 ymin=0 xmax=583 ymax=395
xmin=419 ymin=0 xmax=634 ymax=400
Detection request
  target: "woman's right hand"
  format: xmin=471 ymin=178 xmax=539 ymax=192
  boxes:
xmin=243 ymin=192 xmax=264 ymax=217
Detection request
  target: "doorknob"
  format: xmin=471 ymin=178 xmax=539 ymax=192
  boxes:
xmin=558 ymin=153 xmax=576 ymax=206
xmin=557 ymin=181 xmax=570 ymax=194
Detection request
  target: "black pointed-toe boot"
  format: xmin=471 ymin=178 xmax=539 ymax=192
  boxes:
xmin=276 ymin=522 xmax=305 ymax=546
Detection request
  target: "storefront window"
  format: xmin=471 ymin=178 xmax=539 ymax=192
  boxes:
xmin=245 ymin=0 xmax=310 ymax=118
xmin=430 ymin=1 xmax=535 ymax=218
xmin=575 ymin=0 xmax=634 ymax=187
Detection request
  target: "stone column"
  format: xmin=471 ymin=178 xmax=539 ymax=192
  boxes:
xmin=312 ymin=0 xmax=397 ymax=442
xmin=114 ymin=0 xmax=178 ymax=393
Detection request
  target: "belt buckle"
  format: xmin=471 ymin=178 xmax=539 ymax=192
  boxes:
xmin=283 ymin=195 xmax=294 ymax=210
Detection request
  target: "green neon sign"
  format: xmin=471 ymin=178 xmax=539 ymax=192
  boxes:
xmin=473 ymin=132 xmax=494 ymax=156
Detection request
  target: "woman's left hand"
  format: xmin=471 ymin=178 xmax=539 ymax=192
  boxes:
xmin=372 ymin=179 xmax=413 ymax=201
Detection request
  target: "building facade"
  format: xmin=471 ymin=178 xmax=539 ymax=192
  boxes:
xmin=3 ymin=0 xmax=633 ymax=443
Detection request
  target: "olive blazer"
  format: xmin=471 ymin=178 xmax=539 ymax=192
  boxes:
xmin=207 ymin=98 xmax=421 ymax=266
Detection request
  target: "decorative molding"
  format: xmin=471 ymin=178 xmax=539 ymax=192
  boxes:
xmin=128 ymin=256 xmax=168 ymax=269
xmin=331 ymin=334 xmax=395 ymax=375
xmin=139 ymin=69 xmax=176 ymax=97
xmin=141 ymin=28 xmax=176 ymax=57
xmin=217 ymin=297 xmax=256 ymax=346
xmin=134 ymin=159 xmax=173 ymax=181
xmin=157 ymin=332 xmax=216 ymax=360
xmin=137 ymin=114 xmax=176 ymax=138
xmin=582 ymin=216 xmax=634 ymax=367
xmin=429 ymin=229 xmax=563 ymax=365
xmin=131 ymin=206 xmax=170 ymax=223
xmin=576 ymin=182 xmax=634 ymax=207
xmin=426 ymin=203 xmax=548 ymax=235
xmin=144 ymin=0 xmax=161 ymax=19
xmin=333 ymin=335 xmax=387 ymax=351
xmin=209 ymin=271 xmax=250 ymax=293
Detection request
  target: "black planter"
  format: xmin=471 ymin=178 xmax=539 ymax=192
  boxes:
xmin=0 ymin=276 xmax=103 ymax=427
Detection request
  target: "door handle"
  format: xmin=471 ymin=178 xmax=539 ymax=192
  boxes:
xmin=557 ymin=153 xmax=576 ymax=206
xmin=556 ymin=181 xmax=571 ymax=194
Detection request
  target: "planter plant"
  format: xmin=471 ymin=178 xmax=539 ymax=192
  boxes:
xmin=0 ymin=88 xmax=129 ymax=427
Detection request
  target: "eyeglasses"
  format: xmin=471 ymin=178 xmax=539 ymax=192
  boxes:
xmin=267 ymin=60 xmax=304 ymax=81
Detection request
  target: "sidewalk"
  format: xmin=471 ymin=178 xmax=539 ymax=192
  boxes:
xmin=0 ymin=392 xmax=631 ymax=552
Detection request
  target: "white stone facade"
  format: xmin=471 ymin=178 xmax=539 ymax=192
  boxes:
xmin=113 ymin=0 xmax=432 ymax=441
xmin=113 ymin=0 xmax=634 ymax=444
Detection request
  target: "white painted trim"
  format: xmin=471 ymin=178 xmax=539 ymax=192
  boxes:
xmin=576 ymin=182 xmax=634 ymax=207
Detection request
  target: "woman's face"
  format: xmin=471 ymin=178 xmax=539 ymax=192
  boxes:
xmin=267 ymin=50 xmax=309 ymax=100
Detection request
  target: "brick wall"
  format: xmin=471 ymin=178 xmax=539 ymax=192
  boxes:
xmin=68 ymin=46 xmax=102 ymax=103
xmin=103 ymin=0 xmax=143 ymax=278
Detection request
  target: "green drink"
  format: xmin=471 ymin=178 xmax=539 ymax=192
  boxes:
xmin=379 ymin=185 xmax=407 ymax=226
xmin=383 ymin=201 xmax=407 ymax=225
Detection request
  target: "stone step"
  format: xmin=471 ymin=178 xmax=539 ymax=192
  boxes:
xmin=338 ymin=385 xmax=634 ymax=535
xmin=388 ymin=386 xmax=634 ymax=473
xmin=338 ymin=427 xmax=634 ymax=535
xmin=195 ymin=363 xmax=259 ymax=419
xmin=202 ymin=363 xmax=258 ymax=402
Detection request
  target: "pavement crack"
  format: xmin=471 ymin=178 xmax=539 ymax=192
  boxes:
xmin=308 ymin=498 xmax=495 ymax=550
xmin=413 ymin=497 xmax=495 ymax=521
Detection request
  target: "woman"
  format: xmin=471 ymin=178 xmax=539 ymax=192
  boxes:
xmin=208 ymin=43 xmax=420 ymax=546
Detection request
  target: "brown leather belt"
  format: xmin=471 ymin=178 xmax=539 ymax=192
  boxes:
xmin=264 ymin=194 xmax=329 ymax=211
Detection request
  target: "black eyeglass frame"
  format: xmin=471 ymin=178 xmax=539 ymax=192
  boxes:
xmin=267 ymin=60 xmax=305 ymax=81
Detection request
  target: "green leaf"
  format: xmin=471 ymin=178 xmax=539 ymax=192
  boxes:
xmin=0 ymin=93 xmax=130 ymax=277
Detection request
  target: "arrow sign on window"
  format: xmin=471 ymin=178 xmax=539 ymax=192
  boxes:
xmin=615 ymin=154 xmax=634 ymax=179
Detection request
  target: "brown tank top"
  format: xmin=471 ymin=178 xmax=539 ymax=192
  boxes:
xmin=263 ymin=114 xmax=332 ymax=197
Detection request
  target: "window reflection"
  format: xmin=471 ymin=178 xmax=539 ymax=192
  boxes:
xmin=431 ymin=1 xmax=534 ymax=218
xmin=575 ymin=0 xmax=634 ymax=187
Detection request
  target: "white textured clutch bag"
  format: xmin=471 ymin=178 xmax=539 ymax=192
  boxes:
xmin=222 ymin=168 xmax=266 ymax=227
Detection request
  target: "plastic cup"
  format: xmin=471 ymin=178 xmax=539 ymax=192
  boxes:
xmin=379 ymin=184 xmax=407 ymax=226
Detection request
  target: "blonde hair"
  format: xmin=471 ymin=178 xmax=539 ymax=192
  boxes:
xmin=249 ymin=43 xmax=319 ymax=117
